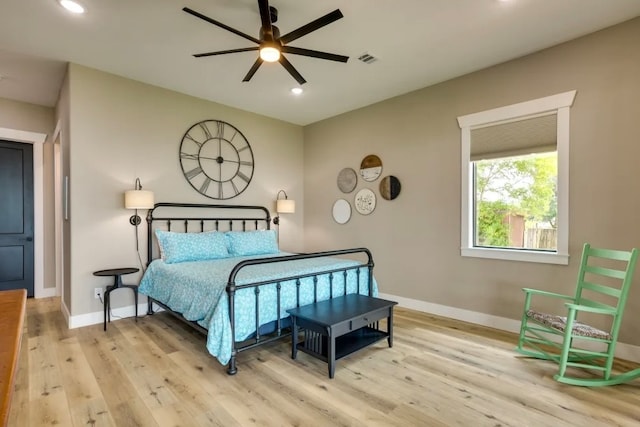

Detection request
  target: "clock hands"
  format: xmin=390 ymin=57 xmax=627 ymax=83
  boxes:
xmin=196 ymin=155 xmax=245 ymax=165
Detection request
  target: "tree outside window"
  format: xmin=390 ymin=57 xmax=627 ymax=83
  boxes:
xmin=473 ymin=151 xmax=557 ymax=251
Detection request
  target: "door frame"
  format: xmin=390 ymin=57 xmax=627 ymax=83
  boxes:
xmin=0 ymin=126 xmax=49 ymax=298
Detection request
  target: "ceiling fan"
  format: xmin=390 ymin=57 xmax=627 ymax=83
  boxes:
xmin=183 ymin=1 xmax=349 ymax=85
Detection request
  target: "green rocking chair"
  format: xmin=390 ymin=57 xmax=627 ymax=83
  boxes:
xmin=516 ymin=243 xmax=640 ymax=386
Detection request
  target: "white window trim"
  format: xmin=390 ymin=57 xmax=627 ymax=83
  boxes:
xmin=457 ymin=90 xmax=576 ymax=265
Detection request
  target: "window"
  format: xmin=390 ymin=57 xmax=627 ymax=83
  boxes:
xmin=457 ymin=91 xmax=576 ymax=264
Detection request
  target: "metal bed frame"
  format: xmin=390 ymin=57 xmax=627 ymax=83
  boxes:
xmin=145 ymin=203 xmax=374 ymax=375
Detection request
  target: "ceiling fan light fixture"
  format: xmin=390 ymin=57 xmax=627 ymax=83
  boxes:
xmin=291 ymin=87 xmax=303 ymax=95
xmin=260 ymin=45 xmax=280 ymax=62
xmin=59 ymin=0 xmax=85 ymax=14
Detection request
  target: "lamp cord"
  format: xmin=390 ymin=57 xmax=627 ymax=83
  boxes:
xmin=134 ymin=217 xmax=147 ymax=273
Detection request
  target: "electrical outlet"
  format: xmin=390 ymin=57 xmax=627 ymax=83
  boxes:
xmin=94 ymin=287 xmax=102 ymax=299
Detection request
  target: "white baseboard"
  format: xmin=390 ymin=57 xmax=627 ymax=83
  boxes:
xmin=67 ymin=303 xmax=149 ymax=329
xmin=36 ymin=287 xmax=58 ymax=298
xmin=379 ymin=292 xmax=640 ymax=364
xmin=61 ymin=299 xmax=70 ymax=324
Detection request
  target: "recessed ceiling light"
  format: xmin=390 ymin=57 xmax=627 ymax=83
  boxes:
xmin=291 ymin=87 xmax=303 ymax=95
xmin=59 ymin=0 xmax=85 ymax=14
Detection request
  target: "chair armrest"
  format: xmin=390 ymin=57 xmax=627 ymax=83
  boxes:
xmin=522 ymin=288 xmax=574 ymax=300
xmin=565 ymin=303 xmax=616 ymax=315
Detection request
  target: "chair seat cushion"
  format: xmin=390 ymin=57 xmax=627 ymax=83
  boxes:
xmin=526 ymin=310 xmax=612 ymax=340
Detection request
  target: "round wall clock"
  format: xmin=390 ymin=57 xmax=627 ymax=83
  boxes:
xmin=179 ymin=120 xmax=254 ymax=200
xmin=360 ymin=154 xmax=383 ymax=182
xmin=337 ymin=167 xmax=357 ymax=193
xmin=332 ymin=199 xmax=351 ymax=224
xmin=354 ymin=188 xmax=376 ymax=215
xmin=380 ymin=175 xmax=401 ymax=200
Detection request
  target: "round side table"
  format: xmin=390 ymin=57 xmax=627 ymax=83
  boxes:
xmin=93 ymin=267 xmax=139 ymax=331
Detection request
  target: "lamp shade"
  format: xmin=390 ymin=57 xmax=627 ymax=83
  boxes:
xmin=276 ymin=199 xmax=295 ymax=214
xmin=124 ymin=190 xmax=154 ymax=209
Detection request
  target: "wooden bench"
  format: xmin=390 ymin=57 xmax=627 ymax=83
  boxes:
xmin=0 ymin=289 xmax=26 ymax=427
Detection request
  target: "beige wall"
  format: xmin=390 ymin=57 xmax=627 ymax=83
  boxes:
xmin=66 ymin=64 xmax=304 ymax=316
xmin=303 ymin=18 xmax=640 ymax=344
xmin=56 ymin=70 xmax=71 ymax=309
xmin=0 ymin=97 xmax=56 ymax=291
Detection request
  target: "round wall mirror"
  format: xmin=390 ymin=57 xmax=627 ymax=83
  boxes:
xmin=332 ymin=199 xmax=351 ymax=224
xmin=359 ymin=154 xmax=383 ymax=182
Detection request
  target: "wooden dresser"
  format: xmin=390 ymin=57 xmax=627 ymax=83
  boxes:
xmin=0 ymin=289 xmax=26 ymax=427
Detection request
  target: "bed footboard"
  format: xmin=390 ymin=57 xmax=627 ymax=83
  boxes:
xmin=225 ymin=248 xmax=374 ymax=375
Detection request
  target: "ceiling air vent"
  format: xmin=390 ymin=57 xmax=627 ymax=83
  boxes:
xmin=358 ymin=52 xmax=378 ymax=64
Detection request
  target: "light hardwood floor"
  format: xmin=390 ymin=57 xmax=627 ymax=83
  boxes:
xmin=8 ymin=297 xmax=640 ymax=426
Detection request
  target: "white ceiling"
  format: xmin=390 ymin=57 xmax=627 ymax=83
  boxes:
xmin=0 ymin=0 xmax=639 ymax=125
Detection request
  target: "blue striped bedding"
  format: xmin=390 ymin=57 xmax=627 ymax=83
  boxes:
xmin=138 ymin=252 xmax=377 ymax=365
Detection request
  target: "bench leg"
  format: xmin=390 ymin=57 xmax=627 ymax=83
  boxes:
xmin=291 ymin=317 xmax=298 ymax=360
xmin=328 ymin=331 xmax=336 ymax=379
xmin=388 ymin=309 xmax=394 ymax=348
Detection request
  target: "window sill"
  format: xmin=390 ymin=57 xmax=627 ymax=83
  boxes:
xmin=461 ymin=247 xmax=569 ymax=265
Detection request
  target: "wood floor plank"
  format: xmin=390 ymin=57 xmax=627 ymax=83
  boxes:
xmin=29 ymin=391 xmax=73 ymax=426
xmin=27 ymin=334 xmax=65 ymax=402
xmin=77 ymin=325 xmax=159 ymax=427
xmin=9 ymin=298 xmax=640 ymax=427
xmin=54 ymin=336 xmax=116 ymax=427
xmin=6 ymin=333 xmax=29 ymax=427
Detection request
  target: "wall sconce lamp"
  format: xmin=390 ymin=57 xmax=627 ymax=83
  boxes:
xmin=273 ymin=189 xmax=295 ymax=225
xmin=124 ymin=178 xmax=155 ymax=226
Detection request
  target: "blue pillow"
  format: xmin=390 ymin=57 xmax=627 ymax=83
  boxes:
xmin=155 ymin=230 xmax=229 ymax=264
xmin=226 ymin=230 xmax=279 ymax=256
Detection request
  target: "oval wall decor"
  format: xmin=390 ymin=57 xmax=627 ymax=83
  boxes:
xmin=332 ymin=199 xmax=352 ymax=224
xmin=354 ymin=188 xmax=376 ymax=215
xmin=337 ymin=167 xmax=357 ymax=193
xmin=380 ymin=175 xmax=401 ymax=200
xmin=359 ymin=154 xmax=383 ymax=182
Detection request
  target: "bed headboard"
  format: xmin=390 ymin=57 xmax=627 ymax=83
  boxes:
xmin=145 ymin=202 xmax=271 ymax=264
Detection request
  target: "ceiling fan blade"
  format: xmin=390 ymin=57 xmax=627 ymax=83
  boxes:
xmin=279 ymin=9 xmax=343 ymax=45
xmin=281 ymin=46 xmax=348 ymax=63
xmin=194 ymin=47 xmax=259 ymax=58
xmin=242 ymin=58 xmax=264 ymax=82
xmin=279 ymin=55 xmax=306 ymax=85
xmin=183 ymin=7 xmax=260 ymax=45
xmin=257 ymin=0 xmax=273 ymax=40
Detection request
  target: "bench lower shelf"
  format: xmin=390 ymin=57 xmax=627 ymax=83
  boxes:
xmin=296 ymin=326 xmax=389 ymax=362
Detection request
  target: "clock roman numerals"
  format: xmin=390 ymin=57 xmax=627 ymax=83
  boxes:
xmin=200 ymin=177 xmax=212 ymax=194
xmin=230 ymin=179 xmax=239 ymax=195
xmin=180 ymin=152 xmax=198 ymax=160
xmin=183 ymin=133 xmax=203 ymax=147
xmin=199 ymin=122 xmax=213 ymax=139
xmin=216 ymin=121 xmax=224 ymax=139
xmin=185 ymin=166 xmax=203 ymax=180
xmin=236 ymin=171 xmax=250 ymax=183
xmin=180 ymin=120 xmax=254 ymax=200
